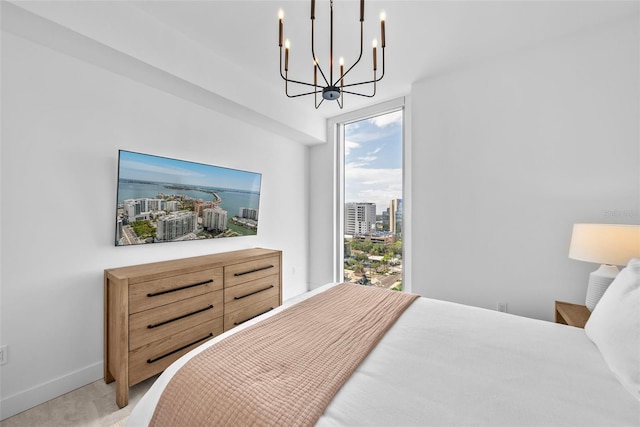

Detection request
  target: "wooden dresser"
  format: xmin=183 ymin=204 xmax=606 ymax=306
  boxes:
xmin=104 ymin=248 xmax=282 ymax=408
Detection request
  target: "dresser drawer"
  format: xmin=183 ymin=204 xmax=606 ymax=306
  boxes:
xmin=224 ymin=294 xmax=280 ymax=331
xmin=224 ymin=256 xmax=280 ymax=288
xmin=224 ymin=274 xmax=279 ymax=314
xmin=128 ymin=319 xmax=222 ymax=386
xmin=129 ymin=268 xmax=223 ymax=314
xmin=129 ymin=290 xmax=223 ymax=351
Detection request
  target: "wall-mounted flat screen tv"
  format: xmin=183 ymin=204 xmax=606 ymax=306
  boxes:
xmin=115 ymin=150 xmax=261 ymax=246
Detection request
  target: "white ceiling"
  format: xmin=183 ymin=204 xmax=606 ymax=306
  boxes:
xmin=6 ymin=0 xmax=638 ymax=143
xmin=130 ymin=0 xmax=638 ymax=118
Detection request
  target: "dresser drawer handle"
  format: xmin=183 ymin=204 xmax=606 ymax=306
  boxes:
xmin=234 ymin=285 xmax=274 ymax=300
xmin=234 ymin=307 xmax=274 ymax=326
xmin=147 ymin=305 xmax=214 ymax=329
xmin=233 ymin=265 xmax=274 ymax=277
xmin=146 ymin=333 xmax=214 ymax=364
xmin=147 ymin=279 xmax=214 ymax=297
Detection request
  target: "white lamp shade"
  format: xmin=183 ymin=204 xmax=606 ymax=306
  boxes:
xmin=569 ymin=224 xmax=640 ymax=266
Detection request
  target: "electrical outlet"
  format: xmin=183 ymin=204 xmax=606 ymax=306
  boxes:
xmin=0 ymin=345 xmax=7 ymax=365
xmin=497 ymin=302 xmax=508 ymax=313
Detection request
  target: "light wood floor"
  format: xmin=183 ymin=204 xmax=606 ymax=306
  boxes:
xmin=0 ymin=376 xmax=157 ymax=427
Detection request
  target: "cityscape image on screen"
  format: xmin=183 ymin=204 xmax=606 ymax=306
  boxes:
xmin=115 ymin=150 xmax=262 ymax=246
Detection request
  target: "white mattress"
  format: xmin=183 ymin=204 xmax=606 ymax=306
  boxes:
xmin=127 ymin=284 xmax=640 ymax=426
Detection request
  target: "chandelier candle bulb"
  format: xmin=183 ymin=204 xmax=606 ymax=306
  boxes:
xmin=278 ymin=9 xmax=284 ymax=47
xmin=372 ymin=39 xmax=377 ymax=70
xmin=314 ymin=62 xmax=317 ymax=87
xmin=380 ymin=11 xmax=386 ymax=47
xmin=285 ymin=39 xmax=290 ymax=71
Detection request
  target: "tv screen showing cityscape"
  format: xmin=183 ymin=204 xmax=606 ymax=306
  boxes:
xmin=115 ymin=150 xmax=262 ymax=246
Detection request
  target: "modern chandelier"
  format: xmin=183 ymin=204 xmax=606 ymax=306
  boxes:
xmin=278 ymin=0 xmax=386 ymax=109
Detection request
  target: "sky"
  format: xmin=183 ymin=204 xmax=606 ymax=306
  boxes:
xmin=118 ymin=150 xmax=262 ymax=192
xmin=344 ymin=110 xmax=402 ymax=214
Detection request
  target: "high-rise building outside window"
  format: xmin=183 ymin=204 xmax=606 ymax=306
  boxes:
xmin=345 ymin=202 xmax=377 ymax=235
xmin=389 ymin=199 xmax=402 ymax=239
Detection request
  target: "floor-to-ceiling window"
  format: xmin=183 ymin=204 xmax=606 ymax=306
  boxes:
xmin=339 ymin=108 xmax=404 ymax=290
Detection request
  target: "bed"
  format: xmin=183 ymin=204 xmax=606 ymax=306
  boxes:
xmin=127 ymin=259 xmax=640 ymax=426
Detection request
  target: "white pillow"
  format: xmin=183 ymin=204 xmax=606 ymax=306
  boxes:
xmin=585 ymin=258 xmax=640 ymax=401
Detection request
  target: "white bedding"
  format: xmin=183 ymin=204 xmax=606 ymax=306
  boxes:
xmin=127 ymin=283 xmax=640 ymax=426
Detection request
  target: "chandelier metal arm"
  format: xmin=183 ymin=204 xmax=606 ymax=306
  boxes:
xmin=342 ymin=48 xmax=385 ymax=88
xmin=286 ymin=87 xmax=321 ymax=98
xmin=314 ymin=93 xmax=343 ymax=109
xmin=311 ymin=19 xmax=331 ymax=87
xmin=342 ymin=87 xmax=376 ymax=98
xmin=281 ymin=50 xmax=325 ymax=99
xmin=342 ymin=70 xmax=377 ymax=98
xmin=335 ymin=21 xmax=364 ymax=87
xmin=283 ymin=71 xmax=322 ymax=98
xmin=286 ymin=79 xmax=323 ymax=100
xmin=280 ymin=46 xmax=323 ymax=90
xmin=280 ymin=72 xmax=319 ymax=89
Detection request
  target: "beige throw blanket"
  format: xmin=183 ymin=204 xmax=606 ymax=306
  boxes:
xmin=150 ymin=283 xmax=419 ymax=427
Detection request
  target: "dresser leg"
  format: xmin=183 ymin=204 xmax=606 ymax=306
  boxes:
xmin=116 ymin=380 xmax=129 ymax=408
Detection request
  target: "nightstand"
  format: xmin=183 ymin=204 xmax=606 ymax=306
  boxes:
xmin=555 ymin=301 xmax=591 ymax=329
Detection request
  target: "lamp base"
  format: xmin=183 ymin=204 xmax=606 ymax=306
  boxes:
xmin=585 ymin=264 xmax=619 ymax=311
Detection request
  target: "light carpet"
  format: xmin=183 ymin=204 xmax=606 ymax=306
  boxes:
xmin=110 ymin=417 xmax=128 ymax=427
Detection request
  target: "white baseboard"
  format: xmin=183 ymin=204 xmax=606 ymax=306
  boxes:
xmin=0 ymin=362 xmax=103 ymax=421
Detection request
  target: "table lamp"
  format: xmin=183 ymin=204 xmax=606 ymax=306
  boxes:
xmin=569 ymin=223 xmax=640 ymax=311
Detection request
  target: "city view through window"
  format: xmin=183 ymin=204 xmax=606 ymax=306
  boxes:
xmin=343 ymin=110 xmax=403 ymax=290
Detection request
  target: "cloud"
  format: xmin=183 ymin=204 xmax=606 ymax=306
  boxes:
xmin=346 ymin=112 xmax=402 ymax=144
xmin=344 ymin=139 xmax=360 ymax=156
xmin=345 ymin=167 xmax=402 ymax=213
xmin=358 ymin=155 xmax=378 ymax=164
xmin=120 ymin=160 xmax=204 ymax=179
xmin=345 ymin=144 xmax=384 ymax=168
xmin=370 ymin=110 xmax=402 ymax=128
xmin=346 ymin=160 xmax=372 ymax=169
xmin=346 ymin=130 xmax=382 ymax=144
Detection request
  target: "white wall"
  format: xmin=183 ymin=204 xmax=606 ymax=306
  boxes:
xmin=411 ymin=16 xmax=639 ymax=320
xmin=0 ymin=28 xmax=309 ymax=419
xmin=6 ymin=1 xmax=326 ymax=145
xmin=308 ymin=121 xmax=338 ymax=288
